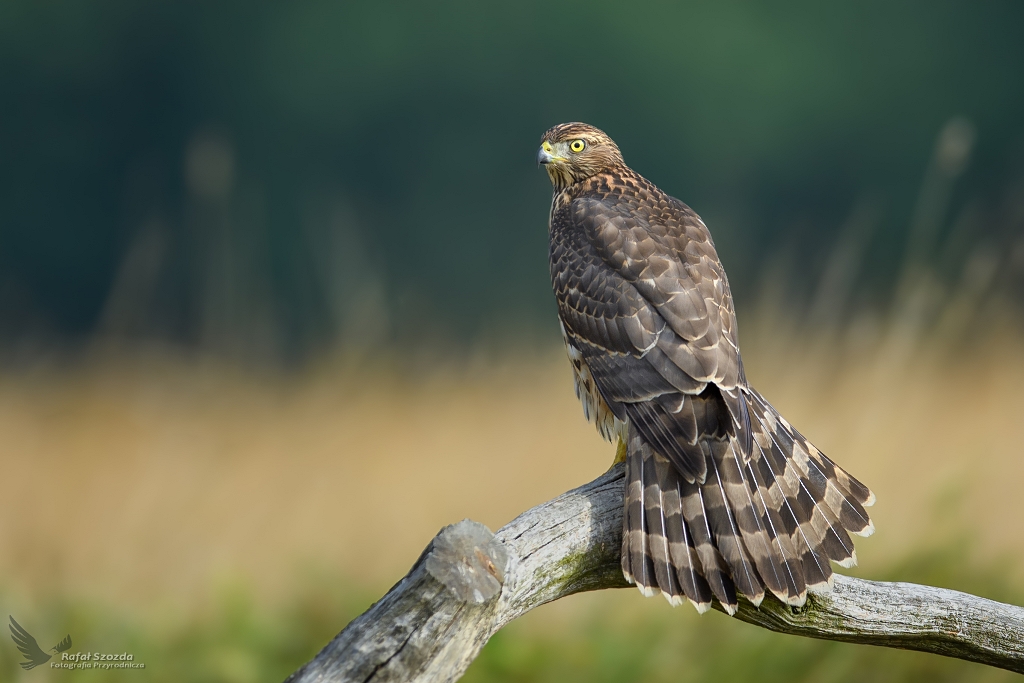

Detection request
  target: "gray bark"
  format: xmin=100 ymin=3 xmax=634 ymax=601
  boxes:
xmin=285 ymin=464 xmax=1024 ymax=682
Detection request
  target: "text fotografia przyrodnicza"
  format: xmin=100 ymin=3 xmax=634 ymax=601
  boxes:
xmin=52 ymin=652 xmax=145 ymax=669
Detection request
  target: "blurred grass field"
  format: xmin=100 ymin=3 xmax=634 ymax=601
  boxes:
xmin=2 ymin=306 xmax=1024 ymax=682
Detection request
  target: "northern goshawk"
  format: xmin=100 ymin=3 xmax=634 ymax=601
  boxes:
xmin=538 ymin=122 xmax=874 ymax=614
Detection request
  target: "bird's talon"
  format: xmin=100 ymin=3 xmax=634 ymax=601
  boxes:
xmin=610 ymin=438 xmax=627 ymax=468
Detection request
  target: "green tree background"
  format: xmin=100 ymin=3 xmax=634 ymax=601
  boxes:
xmin=2 ymin=1 xmax=1023 ymax=357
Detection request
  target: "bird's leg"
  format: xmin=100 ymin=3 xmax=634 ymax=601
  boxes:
xmin=610 ymin=437 xmax=627 ymax=468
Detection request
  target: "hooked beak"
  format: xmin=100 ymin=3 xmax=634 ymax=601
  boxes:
xmin=537 ymin=140 xmax=562 ymax=166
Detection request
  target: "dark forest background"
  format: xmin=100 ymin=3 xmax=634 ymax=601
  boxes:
xmin=3 ymin=1 xmax=1024 ymax=361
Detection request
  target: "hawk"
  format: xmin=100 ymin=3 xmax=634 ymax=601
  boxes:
xmin=538 ymin=122 xmax=874 ymax=614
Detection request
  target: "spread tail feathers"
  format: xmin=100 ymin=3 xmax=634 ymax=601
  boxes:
xmin=621 ymin=387 xmax=874 ymax=613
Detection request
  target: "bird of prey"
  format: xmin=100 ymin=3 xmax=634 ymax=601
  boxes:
xmin=9 ymin=616 xmax=72 ymax=670
xmin=538 ymin=122 xmax=874 ymax=614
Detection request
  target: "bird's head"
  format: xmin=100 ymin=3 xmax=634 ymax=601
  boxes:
xmin=538 ymin=122 xmax=624 ymax=190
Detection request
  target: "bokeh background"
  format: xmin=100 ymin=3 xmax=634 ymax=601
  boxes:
xmin=3 ymin=1 xmax=1024 ymax=681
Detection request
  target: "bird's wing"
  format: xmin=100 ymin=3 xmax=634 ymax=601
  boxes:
xmin=554 ymin=192 xmax=750 ymax=482
xmin=551 ymin=218 xmax=713 ymax=481
xmin=550 ymin=222 xmax=666 ymax=361
xmin=53 ymin=634 xmax=73 ymax=653
xmin=9 ymin=617 xmax=52 ymax=669
xmin=571 ymin=194 xmax=743 ymax=389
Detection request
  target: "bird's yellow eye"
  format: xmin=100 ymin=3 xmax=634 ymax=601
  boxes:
xmin=569 ymin=139 xmax=586 ymax=153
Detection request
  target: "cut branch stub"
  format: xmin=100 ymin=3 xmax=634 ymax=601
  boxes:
xmin=425 ymin=520 xmax=509 ymax=604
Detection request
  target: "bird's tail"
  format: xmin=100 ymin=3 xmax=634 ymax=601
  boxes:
xmin=621 ymin=387 xmax=874 ymax=614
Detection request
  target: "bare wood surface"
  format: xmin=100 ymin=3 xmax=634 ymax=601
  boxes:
xmin=285 ymin=464 xmax=1024 ymax=682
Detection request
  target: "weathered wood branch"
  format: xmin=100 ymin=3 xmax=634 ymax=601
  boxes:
xmin=286 ymin=464 xmax=1024 ymax=682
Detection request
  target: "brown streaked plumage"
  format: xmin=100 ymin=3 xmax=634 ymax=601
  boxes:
xmin=539 ymin=122 xmax=874 ymax=614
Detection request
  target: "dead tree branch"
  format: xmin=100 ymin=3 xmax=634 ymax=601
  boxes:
xmin=285 ymin=464 xmax=1024 ymax=682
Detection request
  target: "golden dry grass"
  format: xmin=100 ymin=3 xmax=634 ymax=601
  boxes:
xmin=0 ymin=346 xmax=612 ymax=612
xmin=2 ymin=317 xmax=1023 ymax=620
